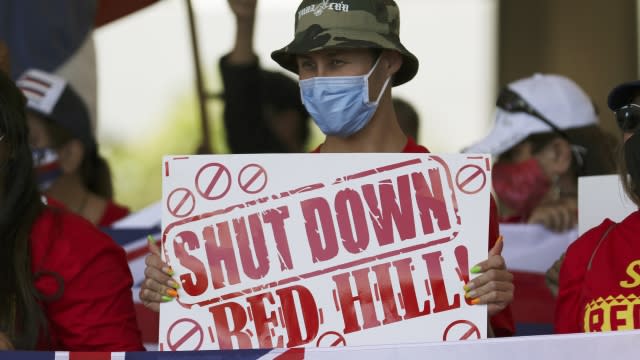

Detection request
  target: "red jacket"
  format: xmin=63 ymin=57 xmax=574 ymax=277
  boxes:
xmin=30 ymin=206 xmax=144 ymax=350
xmin=555 ymin=210 xmax=640 ymax=333
xmin=314 ymin=138 xmax=515 ymax=336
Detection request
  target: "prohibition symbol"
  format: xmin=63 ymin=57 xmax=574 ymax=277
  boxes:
xmin=442 ymin=320 xmax=481 ymax=341
xmin=195 ymin=163 xmax=231 ymax=200
xmin=166 ymin=188 xmax=195 ymax=218
xmin=455 ymin=164 xmax=487 ymax=195
xmin=167 ymin=318 xmax=204 ymax=351
xmin=238 ymin=164 xmax=268 ymax=194
xmin=316 ymin=331 xmax=346 ymax=347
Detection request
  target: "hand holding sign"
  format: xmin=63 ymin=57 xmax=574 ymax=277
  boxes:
xmin=528 ymin=197 xmax=578 ymax=233
xmin=463 ymin=237 xmax=514 ymax=317
xmin=0 ymin=331 xmax=13 ymax=350
xmin=139 ymin=236 xmax=180 ymax=312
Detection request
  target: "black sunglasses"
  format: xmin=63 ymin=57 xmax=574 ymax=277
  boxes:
xmin=496 ymin=87 xmax=572 ymax=142
xmin=614 ymin=103 xmax=640 ymax=132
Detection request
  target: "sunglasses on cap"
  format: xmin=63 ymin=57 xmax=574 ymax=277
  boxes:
xmin=496 ymin=87 xmax=587 ymax=169
xmin=614 ymin=103 xmax=640 ymax=132
xmin=496 ymin=87 xmax=572 ymax=142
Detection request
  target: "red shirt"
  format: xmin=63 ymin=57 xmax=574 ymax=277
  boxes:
xmin=30 ymin=206 xmax=144 ymax=350
xmin=314 ymin=137 xmax=515 ymax=336
xmin=44 ymin=196 xmax=130 ymax=228
xmin=99 ymin=200 xmax=131 ymax=227
xmin=555 ymin=210 xmax=640 ymax=333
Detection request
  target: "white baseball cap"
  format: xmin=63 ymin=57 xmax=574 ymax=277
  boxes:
xmin=465 ymin=73 xmax=598 ymax=156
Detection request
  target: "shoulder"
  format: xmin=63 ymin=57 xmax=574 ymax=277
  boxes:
xmin=31 ymin=207 xmax=124 ymax=273
xmin=99 ymin=200 xmax=131 ymax=227
xmin=402 ymin=137 xmax=430 ymax=153
xmin=563 ymin=218 xmax=618 ymax=270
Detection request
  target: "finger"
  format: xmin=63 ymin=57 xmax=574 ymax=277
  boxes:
xmin=140 ymin=276 xmax=179 ymax=302
xmin=545 ymin=208 xmax=561 ymax=232
xmin=465 ymin=267 xmax=512 ymax=292
xmin=147 ymin=235 xmax=161 ymax=256
xmin=144 ymin=265 xmax=180 ymax=290
xmin=471 ymin=289 xmax=513 ymax=307
xmin=557 ymin=208 xmax=571 ymax=232
xmin=488 ymin=236 xmax=504 ymax=257
xmin=139 ymin=288 xmax=167 ymax=313
xmin=471 ymin=252 xmax=506 ymax=275
xmin=145 ymin=252 xmax=174 ymax=277
xmin=465 ymin=277 xmax=514 ymax=300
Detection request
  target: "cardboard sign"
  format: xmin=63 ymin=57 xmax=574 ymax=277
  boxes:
xmin=578 ymin=175 xmax=636 ymax=236
xmin=159 ymin=154 xmax=491 ymax=351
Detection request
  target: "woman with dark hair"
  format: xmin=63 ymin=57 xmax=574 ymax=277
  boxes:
xmin=0 ymin=70 xmax=143 ymax=350
xmin=466 ymin=74 xmax=618 ymax=232
xmin=16 ymin=69 xmax=128 ymax=227
xmin=555 ymin=81 xmax=640 ymax=333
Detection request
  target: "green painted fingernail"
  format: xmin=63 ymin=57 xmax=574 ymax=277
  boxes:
xmin=163 ymin=266 xmax=175 ymax=276
xmin=470 ymin=265 xmax=482 ymax=274
xmin=169 ymin=280 xmax=181 ymax=289
xmin=161 ymin=295 xmax=173 ymax=302
xmin=147 ymin=235 xmax=155 ymax=244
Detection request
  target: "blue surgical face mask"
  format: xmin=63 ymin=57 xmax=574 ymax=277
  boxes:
xmin=299 ymin=56 xmax=391 ymax=137
xmin=32 ymin=147 xmax=62 ymax=191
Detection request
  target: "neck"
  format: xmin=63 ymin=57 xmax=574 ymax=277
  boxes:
xmin=319 ymin=96 xmax=408 ymax=153
xmin=46 ymin=175 xmax=106 ymax=224
xmin=557 ymin=171 xmax=578 ymax=198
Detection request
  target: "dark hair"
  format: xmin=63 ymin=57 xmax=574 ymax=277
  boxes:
xmin=0 ymin=71 xmax=47 ymax=349
xmin=393 ymin=97 xmax=419 ymax=139
xmin=39 ymin=117 xmax=114 ymax=198
xmin=260 ymin=70 xmax=310 ymax=146
xmin=619 ymin=123 xmax=640 ymax=206
xmin=519 ymin=125 xmax=619 ymax=177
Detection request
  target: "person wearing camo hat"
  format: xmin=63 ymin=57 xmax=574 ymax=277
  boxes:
xmin=270 ymin=0 xmax=420 ymax=153
xmin=271 ymin=0 xmax=514 ymax=335
xmin=139 ymin=0 xmax=515 ymax=337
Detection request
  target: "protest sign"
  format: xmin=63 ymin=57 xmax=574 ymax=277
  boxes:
xmin=159 ymin=153 xmax=491 ymax=350
xmin=578 ymin=175 xmax=636 ymax=236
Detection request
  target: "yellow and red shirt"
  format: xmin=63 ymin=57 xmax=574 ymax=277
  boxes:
xmin=556 ymin=210 xmax=640 ymax=333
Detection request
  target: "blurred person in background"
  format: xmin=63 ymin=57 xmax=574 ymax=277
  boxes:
xmin=16 ymin=69 xmax=129 ymax=227
xmin=0 ymin=41 xmax=9 ymax=75
xmin=465 ymin=74 xmax=618 ymax=332
xmin=0 ymin=70 xmax=143 ymax=350
xmin=466 ymin=74 xmax=618 ymax=233
xmin=221 ymin=0 xmax=311 ymax=153
xmin=555 ymin=80 xmax=640 ymax=333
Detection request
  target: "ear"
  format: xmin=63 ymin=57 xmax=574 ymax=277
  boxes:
xmin=381 ymin=50 xmax=403 ymax=79
xmin=57 ymin=139 xmax=85 ymax=174
xmin=543 ymin=137 xmax=573 ymax=175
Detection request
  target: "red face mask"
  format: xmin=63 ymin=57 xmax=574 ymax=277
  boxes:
xmin=492 ymin=158 xmax=551 ymax=218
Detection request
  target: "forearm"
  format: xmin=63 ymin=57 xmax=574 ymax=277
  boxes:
xmin=0 ymin=41 xmax=10 ymax=74
xmin=487 ymin=323 xmax=495 ymax=338
xmin=0 ymin=331 xmax=13 ymax=350
xmin=227 ymin=16 xmax=257 ymax=65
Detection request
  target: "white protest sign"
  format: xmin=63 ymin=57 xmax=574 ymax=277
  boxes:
xmin=159 ymin=154 xmax=490 ymax=351
xmin=500 ymin=223 xmax=578 ymax=273
xmin=578 ymin=175 xmax=636 ymax=236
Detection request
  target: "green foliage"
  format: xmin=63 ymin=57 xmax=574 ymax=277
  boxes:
xmin=101 ymin=94 xmax=228 ymax=211
xmin=101 ymin=86 xmax=323 ymax=212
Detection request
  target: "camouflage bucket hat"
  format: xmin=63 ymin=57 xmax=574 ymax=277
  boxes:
xmin=271 ymin=0 xmax=419 ymax=86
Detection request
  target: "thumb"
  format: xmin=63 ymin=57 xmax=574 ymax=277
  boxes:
xmin=489 ymin=235 xmax=504 ymax=257
xmin=147 ymin=235 xmax=161 ymax=256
